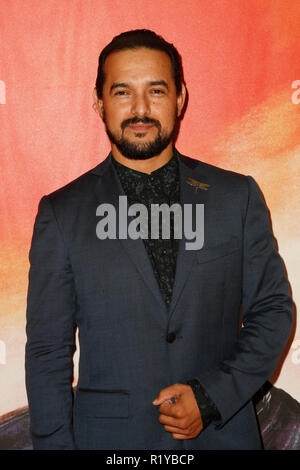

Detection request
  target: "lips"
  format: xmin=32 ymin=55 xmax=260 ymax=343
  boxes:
xmin=128 ymin=124 xmax=154 ymax=132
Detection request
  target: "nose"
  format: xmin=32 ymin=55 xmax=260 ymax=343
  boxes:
xmin=131 ymin=92 xmax=150 ymax=117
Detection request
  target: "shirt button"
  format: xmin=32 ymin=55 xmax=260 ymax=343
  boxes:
xmin=166 ymin=332 xmax=176 ymax=343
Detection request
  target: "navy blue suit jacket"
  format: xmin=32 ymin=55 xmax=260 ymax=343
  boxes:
xmin=25 ymin=149 xmax=293 ymax=449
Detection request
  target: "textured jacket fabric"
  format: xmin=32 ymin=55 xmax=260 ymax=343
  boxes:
xmin=25 ymin=148 xmax=293 ymax=450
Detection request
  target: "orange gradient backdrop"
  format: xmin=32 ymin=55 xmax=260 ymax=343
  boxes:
xmin=0 ymin=0 xmax=299 ymax=416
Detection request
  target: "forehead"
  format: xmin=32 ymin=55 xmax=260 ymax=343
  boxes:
xmin=103 ymin=47 xmax=174 ymax=85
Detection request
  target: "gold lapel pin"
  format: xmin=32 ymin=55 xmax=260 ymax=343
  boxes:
xmin=186 ymin=177 xmax=210 ymax=194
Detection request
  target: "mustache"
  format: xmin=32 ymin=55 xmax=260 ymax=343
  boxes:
xmin=121 ymin=117 xmax=161 ymax=131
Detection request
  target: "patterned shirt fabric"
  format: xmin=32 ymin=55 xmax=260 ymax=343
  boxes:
xmin=112 ymin=152 xmax=221 ymax=429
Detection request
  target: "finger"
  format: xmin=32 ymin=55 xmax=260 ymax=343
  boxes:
xmin=171 ymin=422 xmax=202 ymax=440
xmin=163 ymin=425 xmax=190 ymax=435
xmin=153 ymin=394 xmax=178 ymax=406
xmin=172 ymin=432 xmax=196 ymax=440
xmin=158 ymin=402 xmax=181 ymax=417
xmin=152 ymin=384 xmax=182 ymax=405
xmin=158 ymin=414 xmax=186 ymax=429
xmin=155 ymin=397 xmax=175 ymax=406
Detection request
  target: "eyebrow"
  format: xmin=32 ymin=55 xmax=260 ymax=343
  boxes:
xmin=148 ymin=80 xmax=169 ymax=90
xmin=110 ymin=80 xmax=169 ymax=93
xmin=110 ymin=82 xmax=129 ymax=92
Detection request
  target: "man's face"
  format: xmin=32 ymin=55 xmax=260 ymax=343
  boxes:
xmin=94 ymin=47 xmax=186 ymax=159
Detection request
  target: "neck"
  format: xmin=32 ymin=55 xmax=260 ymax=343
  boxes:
xmin=111 ymin=143 xmax=174 ymax=174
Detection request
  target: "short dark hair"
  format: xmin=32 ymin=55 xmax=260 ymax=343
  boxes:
xmin=95 ymin=29 xmax=184 ymax=98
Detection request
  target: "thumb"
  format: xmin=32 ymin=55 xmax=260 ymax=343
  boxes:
xmin=152 ymin=384 xmax=180 ymax=405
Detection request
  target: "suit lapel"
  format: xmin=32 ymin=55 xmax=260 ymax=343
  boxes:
xmin=167 ymin=151 xmax=210 ymax=319
xmin=92 ymin=153 xmax=168 ymax=319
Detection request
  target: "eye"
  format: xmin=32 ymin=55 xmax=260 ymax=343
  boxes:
xmin=114 ymin=90 xmax=128 ymax=96
xmin=151 ymin=89 xmax=164 ymax=95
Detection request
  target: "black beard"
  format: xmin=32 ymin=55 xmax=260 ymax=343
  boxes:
xmin=103 ymin=113 xmax=177 ymax=160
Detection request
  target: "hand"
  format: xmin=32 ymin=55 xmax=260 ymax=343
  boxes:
xmin=152 ymin=383 xmax=203 ymax=440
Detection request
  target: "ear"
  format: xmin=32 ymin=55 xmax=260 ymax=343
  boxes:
xmin=93 ymin=88 xmax=104 ymax=119
xmin=176 ymin=83 xmax=187 ymax=118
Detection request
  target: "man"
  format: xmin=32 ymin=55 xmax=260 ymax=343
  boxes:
xmin=25 ymin=29 xmax=293 ymax=450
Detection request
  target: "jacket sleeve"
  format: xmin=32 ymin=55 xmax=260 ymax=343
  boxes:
xmin=196 ymin=176 xmax=294 ymax=428
xmin=25 ymin=195 xmax=77 ymax=449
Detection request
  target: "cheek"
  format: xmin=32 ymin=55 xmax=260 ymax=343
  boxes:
xmin=104 ymin=107 xmax=124 ymax=129
xmin=117 ymin=102 xmax=135 ymax=118
xmin=160 ymin=109 xmax=177 ymax=129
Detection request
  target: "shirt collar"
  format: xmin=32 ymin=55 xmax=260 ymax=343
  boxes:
xmin=112 ymin=151 xmax=178 ymax=180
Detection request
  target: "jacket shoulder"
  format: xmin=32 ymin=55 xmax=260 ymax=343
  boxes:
xmin=180 ymin=153 xmax=247 ymax=180
xmin=179 ymin=153 xmax=250 ymax=193
xmin=43 ymin=159 xmax=108 ymax=206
